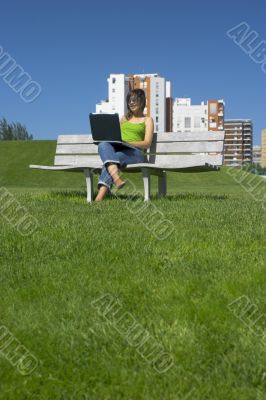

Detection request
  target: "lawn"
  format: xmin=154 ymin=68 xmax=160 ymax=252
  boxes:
xmin=0 ymin=141 xmax=265 ymax=400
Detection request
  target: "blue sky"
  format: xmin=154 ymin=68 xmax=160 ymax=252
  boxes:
xmin=0 ymin=0 xmax=265 ymax=144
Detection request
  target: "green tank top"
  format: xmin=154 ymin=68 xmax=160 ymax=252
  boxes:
xmin=121 ymin=120 xmax=145 ymax=142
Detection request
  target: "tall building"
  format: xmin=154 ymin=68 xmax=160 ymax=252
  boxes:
xmin=253 ymin=145 xmax=261 ymax=165
xmin=261 ymin=129 xmax=266 ymax=168
xmin=96 ymin=73 xmax=130 ymax=118
xmin=96 ymin=73 xmax=172 ymax=133
xmin=165 ymin=80 xmax=173 ymax=132
xmin=223 ymin=120 xmax=253 ymax=166
xmin=172 ymin=98 xmax=225 ymax=133
xmin=208 ymin=100 xmax=225 ymax=131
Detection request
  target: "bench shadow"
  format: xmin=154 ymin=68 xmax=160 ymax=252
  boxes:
xmin=47 ymin=189 xmax=228 ymax=202
xmin=164 ymin=192 xmax=229 ymax=201
xmin=48 ymin=189 xmax=87 ymax=200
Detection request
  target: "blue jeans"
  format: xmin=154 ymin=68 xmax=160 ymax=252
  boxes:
xmin=97 ymin=142 xmax=145 ymax=189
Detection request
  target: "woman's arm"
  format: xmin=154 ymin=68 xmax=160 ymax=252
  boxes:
xmin=120 ymin=115 xmax=126 ymax=124
xmin=125 ymin=117 xmax=154 ymax=150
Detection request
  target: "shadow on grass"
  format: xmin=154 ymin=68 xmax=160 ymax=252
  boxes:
xmin=47 ymin=189 xmax=229 ymax=202
xmin=49 ymin=189 xmax=87 ymax=199
xmin=165 ymin=192 xmax=229 ymax=201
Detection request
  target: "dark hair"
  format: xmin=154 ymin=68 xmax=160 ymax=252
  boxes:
xmin=125 ymin=89 xmax=146 ymax=120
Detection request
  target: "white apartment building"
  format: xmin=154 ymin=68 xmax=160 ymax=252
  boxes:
xmin=96 ymin=73 xmax=171 ymax=133
xmin=172 ymin=98 xmax=225 ymax=133
xmin=96 ymin=74 xmax=130 ymax=117
xmin=173 ymin=98 xmax=207 ymax=132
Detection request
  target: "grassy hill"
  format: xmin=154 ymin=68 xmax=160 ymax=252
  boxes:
xmin=0 ymin=141 xmax=265 ymax=400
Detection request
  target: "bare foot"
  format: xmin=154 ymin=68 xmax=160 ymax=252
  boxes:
xmin=107 ymin=163 xmax=125 ymax=189
xmin=95 ymin=185 xmax=109 ymax=202
xmin=113 ymin=178 xmax=126 ymax=189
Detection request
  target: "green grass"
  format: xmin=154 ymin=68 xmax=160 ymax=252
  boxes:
xmin=0 ymin=141 xmax=265 ymax=400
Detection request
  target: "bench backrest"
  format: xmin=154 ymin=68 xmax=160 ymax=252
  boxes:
xmin=55 ymin=135 xmax=100 ymax=166
xmin=149 ymin=132 xmax=224 ymax=167
xmin=54 ymin=131 xmax=225 ymax=166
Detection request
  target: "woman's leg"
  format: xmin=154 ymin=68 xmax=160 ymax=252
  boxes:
xmin=116 ymin=146 xmax=145 ymax=168
xmin=98 ymin=142 xmax=125 ymax=188
xmin=95 ymin=143 xmax=125 ymax=201
xmin=95 ymin=165 xmax=112 ymax=202
xmin=95 ymin=143 xmax=145 ymax=201
xmin=97 ymin=164 xmax=113 ymax=189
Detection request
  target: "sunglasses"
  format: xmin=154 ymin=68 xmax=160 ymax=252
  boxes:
xmin=128 ymin=98 xmax=139 ymax=105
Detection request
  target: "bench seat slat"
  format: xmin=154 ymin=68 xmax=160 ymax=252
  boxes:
xmin=53 ymin=154 xmax=222 ymax=168
xmin=154 ymin=132 xmax=225 ymax=142
xmin=151 ymin=141 xmax=224 ymax=153
xmin=56 ymin=144 xmax=99 ymax=154
xmin=30 ymin=156 xmax=221 ymax=172
xmin=57 ymin=132 xmax=225 ymax=144
xmin=56 ymin=141 xmax=223 ymax=154
xmin=58 ymin=135 xmax=94 ymax=144
xmin=126 ymin=155 xmax=223 ymax=168
xmin=151 ymin=154 xmax=222 ymax=167
xmin=29 ymin=164 xmax=95 ymax=171
xmin=54 ymin=155 xmax=101 ymax=165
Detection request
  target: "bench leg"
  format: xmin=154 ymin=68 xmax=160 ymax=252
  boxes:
xmin=158 ymin=171 xmax=167 ymax=198
xmin=142 ymin=168 xmax=150 ymax=201
xmin=84 ymin=168 xmax=94 ymax=203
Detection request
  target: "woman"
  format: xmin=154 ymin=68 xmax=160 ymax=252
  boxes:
xmin=95 ymin=89 xmax=154 ymax=202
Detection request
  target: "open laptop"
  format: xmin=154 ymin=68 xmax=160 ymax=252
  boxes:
xmin=89 ymin=113 xmax=136 ymax=149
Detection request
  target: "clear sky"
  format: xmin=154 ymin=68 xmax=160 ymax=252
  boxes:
xmin=0 ymin=0 xmax=265 ymax=144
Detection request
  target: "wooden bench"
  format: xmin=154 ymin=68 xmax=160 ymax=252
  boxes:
xmin=29 ymin=131 xmax=225 ymax=202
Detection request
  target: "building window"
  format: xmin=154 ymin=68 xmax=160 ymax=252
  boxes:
xmin=112 ymin=78 xmax=116 ymax=84
xmin=156 ymin=124 xmax=159 ymax=131
xmin=112 ymin=88 xmax=115 ymax=93
xmin=210 ymin=103 xmax=217 ymax=114
xmin=209 ymin=117 xmax=217 ymax=128
xmin=194 ymin=117 xmax=201 ymax=128
xmin=184 ymin=117 xmax=191 ymax=129
xmin=156 ymin=108 xmax=159 ymax=114
xmin=156 ymin=116 xmax=159 ymax=122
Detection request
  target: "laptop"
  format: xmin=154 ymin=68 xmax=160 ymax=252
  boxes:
xmin=89 ymin=113 xmax=136 ymax=149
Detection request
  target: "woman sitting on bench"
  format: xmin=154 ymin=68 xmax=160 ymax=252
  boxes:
xmin=95 ymin=88 xmax=154 ymax=202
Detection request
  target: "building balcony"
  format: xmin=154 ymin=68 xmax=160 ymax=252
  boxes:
xmin=225 ymin=134 xmax=242 ymax=137
xmin=224 ymin=142 xmax=242 ymax=144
